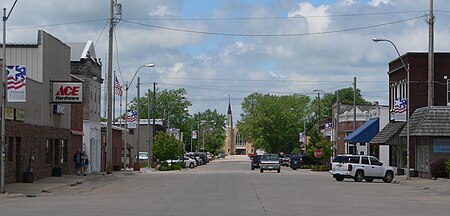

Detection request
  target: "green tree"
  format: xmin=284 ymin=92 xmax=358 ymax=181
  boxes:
xmin=153 ymin=132 xmax=185 ymax=161
xmin=311 ymin=87 xmax=371 ymax=121
xmin=237 ymin=93 xmax=310 ymax=154
xmin=306 ymin=127 xmax=332 ymax=164
xmin=128 ymin=88 xmax=192 ymax=130
xmin=187 ymin=109 xmax=226 ymax=154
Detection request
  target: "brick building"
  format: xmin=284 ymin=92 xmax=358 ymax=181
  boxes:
xmin=1 ymin=31 xmax=75 ymax=183
xmin=371 ymin=52 xmax=450 ymax=177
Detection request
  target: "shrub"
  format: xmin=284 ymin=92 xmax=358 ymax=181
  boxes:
xmin=430 ymin=158 xmax=448 ymax=178
xmin=311 ymin=165 xmax=330 ymax=172
xmin=158 ymin=161 xmax=171 ymax=171
xmin=170 ymin=163 xmax=183 ymax=170
xmin=445 ymin=159 xmax=450 ymax=176
xmin=140 ymin=161 xmax=149 ymax=168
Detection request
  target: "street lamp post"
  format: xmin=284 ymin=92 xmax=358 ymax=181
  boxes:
xmin=1 ymin=0 xmax=18 ymax=194
xmin=202 ymin=128 xmax=213 ymax=152
xmin=313 ymin=89 xmax=326 ymax=129
xmin=123 ymin=64 xmax=154 ymax=171
xmin=373 ymin=37 xmax=410 ymax=179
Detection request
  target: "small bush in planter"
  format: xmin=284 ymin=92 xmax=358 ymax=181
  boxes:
xmin=158 ymin=161 xmax=171 ymax=171
xmin=170 ymin=163 xmax=183 ymax=170
xmin=445 ymin=159 xmax=450 ymax=177
xmin=430 ymin=158 xmax=448 ymax=178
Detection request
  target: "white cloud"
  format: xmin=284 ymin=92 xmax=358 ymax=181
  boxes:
xmin=368 ymin=0 xmax=391 ymax=7
xmin=288 ymin=2 xmax=331 ymax=33
xmin=148 ymin=4 xmax=177 ymax=17
xmin=340 ymin=0 xmax=356 ymax=7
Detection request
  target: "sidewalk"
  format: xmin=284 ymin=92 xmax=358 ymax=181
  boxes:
xmin=392 ymin=175 xmax=450 ymax=195
xmin=0 ymin=171 xmax=128 ymax=199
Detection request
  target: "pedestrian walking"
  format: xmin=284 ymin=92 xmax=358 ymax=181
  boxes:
xmin=73 ymin=149 xmax=82 ymax=175
xmin=81 ymin=151 xmax=89 ymax=176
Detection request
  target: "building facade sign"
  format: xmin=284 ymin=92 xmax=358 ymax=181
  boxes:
xmin=51 ymin=82 xmax=83 ymax=103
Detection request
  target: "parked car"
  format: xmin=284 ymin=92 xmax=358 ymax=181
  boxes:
xmin=280 ymin=154 xmax=291 ymax=167
xmin=289 ymin=155 xmax=319 ymax=170
xmin=206 ymin=152 xmax=212 ymax=161
xmin=137 ymin=152 xmax=148 ymax=161
xmin=260 ymin=153 xmax=281 ymax=173
xmin=217 ymin=152 xmax=225 ymax=159
xmin=193 ymin=152 xmax=208 ymax=164
xmin=185 ymin=153 xmax=202 ymax=166
xmin=250 ymin=155 xmax=262 ymax=170
xmin=166 ymin=156 xmax=197 ymax=169
xmin=329 ymin=155 xmax=394 ymax=183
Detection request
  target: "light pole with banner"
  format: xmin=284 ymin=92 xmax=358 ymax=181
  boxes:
xmin=373 ymin=37 xmax=410 ymax=179
xmin=123 ymin=64 xmax=154 ymax=171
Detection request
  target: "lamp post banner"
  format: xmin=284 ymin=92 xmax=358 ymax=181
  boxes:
xmin=6 ymin=65 xmax=26 ymax=102
xmin=394 ymin=98 xmax=407 ymax=122
xmin=127 ymin=110 xmax=137 ymax=128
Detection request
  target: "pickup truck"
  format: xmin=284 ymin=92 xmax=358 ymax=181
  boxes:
xmin=329 ymin=155 xmax=394 ymax=183
xmin=260 ymin=153 xmax=281 ymax=173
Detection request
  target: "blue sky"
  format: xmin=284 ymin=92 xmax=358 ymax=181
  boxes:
xmin=3 ymin=0 xmax=449 ymax=123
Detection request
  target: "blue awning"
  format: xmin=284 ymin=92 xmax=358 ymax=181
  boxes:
xmin=344 ymin=118 xmax=379 ymax=143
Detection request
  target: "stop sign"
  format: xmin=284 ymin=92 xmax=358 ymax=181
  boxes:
xmin=314 ymin=149 xmax=323 ymax=158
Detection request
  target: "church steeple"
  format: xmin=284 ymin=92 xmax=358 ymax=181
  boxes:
xmin=227 ymin=95 xmax=233 ymax=128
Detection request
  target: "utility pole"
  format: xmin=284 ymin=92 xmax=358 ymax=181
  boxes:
xmin=427 ymin=0 xmax=434 ymax=106
xmin=135 ymin=77 xmax=141 ymax=171
xmin=147 ymin=89 xmax=151 ymax=166
xmin=106 ymin=0 xmax=114 ymax=174
xmin=151 ymin=82 xmax=157 ymax=167
xmin=335 ymin=89 xmax=340 ymax=156
xmin=1 ymin=0 xmax=18 ymax=194
xmin=353 ymin=77 xmax=357 ymax=155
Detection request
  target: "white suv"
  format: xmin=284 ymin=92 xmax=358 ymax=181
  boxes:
xmin=329 ymin=155 xmax=394 ymax=183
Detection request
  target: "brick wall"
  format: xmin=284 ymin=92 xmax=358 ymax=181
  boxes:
xmin=5 ymin=121 xmax=71 ymax=184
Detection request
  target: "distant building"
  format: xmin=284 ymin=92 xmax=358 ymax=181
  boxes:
xmin=223 ymin=100 xmax=236 ymax=155
xmin=67 ymin=41 xmax=102 ymax=174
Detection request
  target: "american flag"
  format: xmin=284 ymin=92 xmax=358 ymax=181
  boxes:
xmin=7 ymin=65 xmax=26 ymax=90
xmin=114 ymin=76 xmax=123 ymax=96
xmin=394 ymin=98 xmax=407 ymax=114
xmin=127 ymin=110 xmax=137 ymax=123
xmin=325 ymin=122 xmax=332 ymax=131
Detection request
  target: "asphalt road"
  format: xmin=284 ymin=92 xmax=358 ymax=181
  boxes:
xmin=1 ymin=157 xmax=450 ymax=216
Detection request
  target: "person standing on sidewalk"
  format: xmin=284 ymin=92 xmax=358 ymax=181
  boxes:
xmin=81 ymin=151 xmax=89 ymax=176
xmin=73 ymin=149 xmax=82 ymax=175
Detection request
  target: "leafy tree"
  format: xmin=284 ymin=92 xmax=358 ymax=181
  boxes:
xmin=311 ymin=87 xmax=371 ymax=121
xmin=153 ymin=132 xmax=185 ymax=161
xmin=237 ymin=93 xmax=310 ymax=154
xmin=306 ymin=127 xmax=332 ymax=164
xmin=128 ymin=88 xmax=192 ymax=130
xmin=186 ymin=109 xmax=226 ymax=153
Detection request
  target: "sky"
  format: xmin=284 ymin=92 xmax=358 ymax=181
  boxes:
xmin=3 ymin=0 xmax=450 ymax=123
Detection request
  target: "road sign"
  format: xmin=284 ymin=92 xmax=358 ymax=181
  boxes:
xmin=314 ymin=149 xmax=323 ymax=158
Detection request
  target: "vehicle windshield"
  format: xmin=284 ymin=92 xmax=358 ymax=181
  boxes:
xmin=332 ymin=156 xmax=350 ymax=163
xmin=262 ymin=154 xmax=279 ymax=160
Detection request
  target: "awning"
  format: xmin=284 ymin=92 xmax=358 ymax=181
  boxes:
xmin=344 ymin=118 xmax=379 ymax=143
xmin=370 ymin=121 xmax=406 ymax=145
xmin=71 ymin=130 xmax=84 ymax=136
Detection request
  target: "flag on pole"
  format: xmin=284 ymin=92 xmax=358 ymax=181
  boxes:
xmin=394 ymin=98 xmax=407 ymax=122
xmin=127 ymin=110 xmax=137 ymax=128
xmin=7 ymin=65 xmax=27 ymax=102
xmin=114 ymin=76 xmax=123 ymax=96
xmin=325 ymin=122 xmax=332 ymax=137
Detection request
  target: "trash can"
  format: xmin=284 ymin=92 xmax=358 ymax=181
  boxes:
xmin=52 ymin=167 xmax=62 ymax=177
xmin=23 ymin=171 xmax=33 ymax=183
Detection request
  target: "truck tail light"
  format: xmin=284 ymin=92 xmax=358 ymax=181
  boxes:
xmin=348 ymin=164 xmax=353 ymax=171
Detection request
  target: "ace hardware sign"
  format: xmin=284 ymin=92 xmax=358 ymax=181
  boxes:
xmin=51 ymin=81 xmax=83 ymax=103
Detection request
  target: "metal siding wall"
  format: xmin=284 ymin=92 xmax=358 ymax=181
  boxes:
xmin=40 ymin=31 xmax=71 ymax=129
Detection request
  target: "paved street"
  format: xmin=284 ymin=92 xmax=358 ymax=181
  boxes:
xmin=1 ymin=156 xmax=450 ymax=216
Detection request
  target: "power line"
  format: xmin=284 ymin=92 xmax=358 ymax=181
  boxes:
xmin=4 ymin=19 xmax=107 ymax=31
xmin=127 ymin=10 xmax=427 ymax=21
xmin=121 ymin=15 xmax=426 ymax=37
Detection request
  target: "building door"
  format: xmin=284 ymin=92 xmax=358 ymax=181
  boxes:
xmin=15 ymin=138 xmax=22 ymax=182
